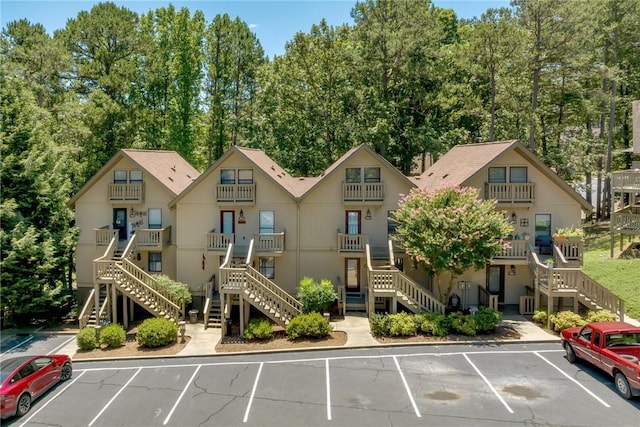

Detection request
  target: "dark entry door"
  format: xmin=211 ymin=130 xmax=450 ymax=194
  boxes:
xmin=487 ymin=265 xmax=505 ymax=303
xmin=113 ymin=208 xmax=128 ymax=240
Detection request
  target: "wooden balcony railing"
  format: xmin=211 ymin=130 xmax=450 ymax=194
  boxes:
xmin=95 ymin=227 xmax=118 ymax=246
xmin=338 ymin=233 xmax=367 ymax=252
xmin=485 ymin=183 xmax=535 ymax=204
xmin=135 ymin=226 xmax=171 ymax=249
xmin=254 ymin=232 xmax=285 ymax=253
xmin=554 ymin=240 xmax=583 ymax=263
xmin=216 ymin=183 xmax=255 ymax=204
xmin=343 ymin=182 xmax=384 ymax=202
xmin=494 ymin=239 xmax=529 ymax=259
xmin=611 ymin=210 xmax=640 ymax=233
xmin=107 ymin=183 xmax=144 ymax=202
xmin=611 ymin=170 xmax=640 ymax=191
xmin=206 ymin=232 xmax=234 ymax=251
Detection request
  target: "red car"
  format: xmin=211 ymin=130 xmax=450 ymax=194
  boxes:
xmin=0 ymin=354 xmax=72 ymax=418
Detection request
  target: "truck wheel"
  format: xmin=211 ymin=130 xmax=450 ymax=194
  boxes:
xmin=564 ymin=342 xmax=576 ymax=363
xmin=614 ymin=372 xmax=632 ymax=399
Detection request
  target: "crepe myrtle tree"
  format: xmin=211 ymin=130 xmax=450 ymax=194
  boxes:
xmin=392 ymin=184 xmax=512 ymax=304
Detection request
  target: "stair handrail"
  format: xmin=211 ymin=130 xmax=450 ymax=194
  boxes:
xmin=245 ymin=266 xmax=302 ymax=324
xmin=553 ymin=244 xmax=569 ymax=267
xmin=203 ymin=296 xmax=211 ymax=329
xmin=366 ymin=243 xmax=445 ymax=314
xmin=78 ymin=288 xmax=96 ymax=329
xmin=120 ymin=233 xmax=138 ymax=260
xmin=115 ymin=261 xmax=182 ymax=321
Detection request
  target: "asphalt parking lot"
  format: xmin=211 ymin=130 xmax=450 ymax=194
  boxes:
xmin=3 ymin=343 xmax=639 ymax=427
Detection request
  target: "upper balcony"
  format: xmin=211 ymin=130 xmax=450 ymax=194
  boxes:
xmin=611 ymin=170 xmax=640 ymax=192
xmin=485 ymin=183 xmax=535 ymax=206
xmin=338 ymin=233 xmax=367 ymax=254
xmin=94 ymin=226 xmax=171 ymax=250
xmin=492 ymin=239 xmax=529 ymax=264
xmin=216 ymin=183 xmax=255 ymax=205
xmin=108 ymin=183 xmax=144 ymax=203
xmin=343 ymin=183 xmax=385 ymax=205
xmin=206 ymin=231 xmax=285 ymax=255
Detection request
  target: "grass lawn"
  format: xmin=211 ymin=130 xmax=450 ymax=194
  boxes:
xmin=582 ymin=223 xmax=640 ymax=321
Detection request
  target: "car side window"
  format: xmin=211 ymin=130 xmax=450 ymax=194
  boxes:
xmin=18 ymin=363 xmax=36 ymax=378
xmin=579 ymin=327 xmax=592 ymax=343
xmin=593 ymin=332 xmax=602 ymax=347
xmin=33 ymin=357 xmax=51 ymax=371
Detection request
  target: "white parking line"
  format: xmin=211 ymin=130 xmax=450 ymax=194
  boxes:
xmin=19 ymin=370 xmax=87 ymax=427
xmin=47 ymin=336 xmax=75 ymax=355
xmin=163 ymin=365 xmax=201 ymax=425
xmin=243 ymin=362 xmax=263 ymax=423
xmin=533 ymin=351 xmax=610 ymax=408
xmin=1 ymin=335 xmax=34 ymax=355
xmin=325 ymin=359 xmax=332 ymax=421
xmin=463 ymin=354 xmax=514 ymax=414
xmin=393 ymin=355 xmax=421 ymax=418
xmin=88 ymin=367 xmax=142 ymax=426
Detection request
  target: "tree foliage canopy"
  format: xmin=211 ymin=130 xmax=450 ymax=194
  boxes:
xmin=392 ymin=185 xmax=512 ymax=302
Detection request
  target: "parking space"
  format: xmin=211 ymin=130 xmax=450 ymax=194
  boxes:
xmin=5 ymin=345 xmax=639 ymax=427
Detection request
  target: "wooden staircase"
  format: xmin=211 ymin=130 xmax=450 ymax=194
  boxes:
xmin=219 ymin=242 xmax=302 ymax=329
xmin=206 ymin=291 xmax=222 ymax=328
xmin=528 ymin=246 xmax=625 ymax=321
xmin=80 ymin=235 xmax=184 ymax=328
xmin=366 ymin=242 xmax=445 ymax=316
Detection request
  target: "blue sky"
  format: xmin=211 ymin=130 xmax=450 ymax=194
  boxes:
xmin=1 ymin=0 xmax=510 ymax=58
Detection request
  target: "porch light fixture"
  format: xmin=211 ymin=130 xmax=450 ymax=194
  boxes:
xmin=136 ymin=252 xmax=141 ymax=261
xmin=238 ymin=209 xmax=246 ymax=224
xmin=510 ymin=212 xmax=517 ymax=224
xmin=365 ymin=209 xmax=372 ymax=220
xmin=509 ymin=265 xmax=516 ymax=275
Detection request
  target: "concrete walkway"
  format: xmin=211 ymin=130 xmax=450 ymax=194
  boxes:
xmin=43 ymin=311 xmax=563 ymax=360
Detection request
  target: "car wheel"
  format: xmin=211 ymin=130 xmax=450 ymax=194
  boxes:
xmin=564 ymin=342 xmax=576 ymax=363
xmin=60 ymin=362 xmax=72 ymax=381
xmin=15 ymin=393 xmax=31 ymax=417
xmin=614 ymin=372 xmax=632 ymax=399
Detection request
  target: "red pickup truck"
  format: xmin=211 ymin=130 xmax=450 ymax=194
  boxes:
xmin=561 ymin=321 xmax=640 ymax=399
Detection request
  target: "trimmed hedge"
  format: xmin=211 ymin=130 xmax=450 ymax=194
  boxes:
xmin=77 ymin=327 xmax=98 ymax=351
xmin=285 ymin=312 xmax=332 ymax=339
xmin=548 ymin=311 xmax=586 ymax=332
xmin=99 ymin=323 xmax=126 ymax=348
xmin=533 ymin=309 xmax=617 ymax=330
xmin=244 ymin=318 xmax=274 ymax=340
xmin=136 ymin=317 xmax=178 ymax=348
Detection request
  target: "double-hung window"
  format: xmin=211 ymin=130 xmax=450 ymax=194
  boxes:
xmin=149 ymin=252 xmax=162 ymax=272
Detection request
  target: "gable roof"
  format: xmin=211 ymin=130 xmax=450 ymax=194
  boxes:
xmin=170 ymin=146 xmax=319 ymax=207
xmin=412 ymin=140 xmax=593 ymax=213
xmin=300 ymin=144 xmax=417 ymax=198
xmin=69 ymin=149 xmax=199 ymax=206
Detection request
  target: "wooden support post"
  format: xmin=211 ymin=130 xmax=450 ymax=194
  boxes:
xmin=239 ymin=294 xmax=245 ymax=336
xmin=111 ymin=283 xmax=117 ymax=324
xmin=94 ymin=284 xmax=101 ymax=320
xmin=122 ymin=295 xmax=128 ymax=329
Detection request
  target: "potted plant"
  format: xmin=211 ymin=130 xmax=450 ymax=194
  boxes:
xmin=544 ymin=258 xmax=554 ymax=268
xmin=552 ymin=226 xmax=584 ymax=243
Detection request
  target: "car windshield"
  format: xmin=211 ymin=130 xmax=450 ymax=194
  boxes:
xmin=606 ymin=332 xmax=640 ymax=347
xmin=0 ymin=372 xmax=10 ymax=383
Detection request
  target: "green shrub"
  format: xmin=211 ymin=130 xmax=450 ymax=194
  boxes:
xmin=244 ymin=318 xmax=273 ymax=340
xmin=369 ymin=313 xmax=391 ymax=337
xmin=77 ymin=327 xmax=98 ymax=351
xmin=415 ymin=312 xmax=449 ymax=337
xmin=447 ymin=312 xmax=477 ymax=336
xmin=549 ymin=311 xmax=585 ymax=332
xmin=584 ymin=309 xmax=617 ymax=323
xmin=136 ymin=317 xmax=178 ymax=347
xmin=474 ymin=306 xmax=502 ymax=333
xmin=285 ymin=312 xmax=333 ymax=339
xmin=153 ymin=275 xmax=192 ymax=305
xmin=99 ymin=323 xmax=126 ymax=348
xmin=388 ymin=312 xmax=418 ymax=336
xmin=532 ymin=310 xmax=548 ymax=325
xmin=296 ymin=277 xmax=337 ymax=314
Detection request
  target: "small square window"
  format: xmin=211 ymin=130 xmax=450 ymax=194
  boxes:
xmin=149 ymin=252 xmax=162 ymax=272
xmin=345 ymin=168 xmax=361 ymax=183
xmin=364 ymin=167 xmax=381 ymax=183
xmin=238 ymin=169 xmax=253 ymax=184
xmin=259 ymin=257 xmax=275 ymax=279
xmin=220 ymin=169 xmax=235 ymax=184
xmin=130 ymin=170 xmax=143 ymax=183
xmin=114 ymin=170 xmax=127 ymax=184
xmin=488 ymin=167 xmax=506 ymax=183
